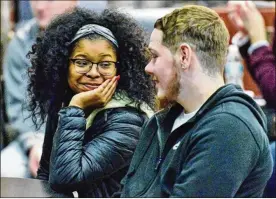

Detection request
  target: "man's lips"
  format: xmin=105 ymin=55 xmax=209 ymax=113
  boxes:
xmin=153 ymin=79 xmax=158 ymax=86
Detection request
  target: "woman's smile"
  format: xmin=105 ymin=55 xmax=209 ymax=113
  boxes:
xmin=81 ymin=83 xmax=101 ymax=91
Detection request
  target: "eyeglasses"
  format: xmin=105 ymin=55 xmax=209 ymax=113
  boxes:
xmin=70 ymin=58 xmax=118 ymax=76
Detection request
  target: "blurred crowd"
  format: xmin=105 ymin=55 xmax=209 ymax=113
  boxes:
xmin=0 ymin=0 xmax=275 ymax=198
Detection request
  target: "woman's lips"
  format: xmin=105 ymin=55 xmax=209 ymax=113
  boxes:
xmin=82 ymin=84 xmax=100 ymax=91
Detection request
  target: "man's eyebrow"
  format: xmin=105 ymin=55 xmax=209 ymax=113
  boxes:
xmin=148 ymin=47 xmax=157 ymax=54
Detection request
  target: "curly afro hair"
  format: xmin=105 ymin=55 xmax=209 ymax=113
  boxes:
xmin=27 ymin=7 xmax=155 ymax=129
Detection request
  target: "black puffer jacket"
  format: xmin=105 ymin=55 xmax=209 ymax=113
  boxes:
xmin=37 ymin=106 xmax=148 ymax=197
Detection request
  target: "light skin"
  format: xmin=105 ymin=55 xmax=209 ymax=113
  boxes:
xmin=146 ymin=29 xmax=225 ymax=113
xmin=68 ymin=39 xmax=119 ymax=112
xmin=30 ymin=0 xmax=78 ymax=29
xmin=145 ymin=29 xmax=179 ymax=103
xmin=28 ymin=0 xmax=78 ymax=177
xmin=227 ymin=1 xmax=267 ymax=43
xmin=28 ymin=144 xmax=42 ymax=177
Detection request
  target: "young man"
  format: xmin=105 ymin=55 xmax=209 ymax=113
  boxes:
xmin=119 ymin=5 xmax=273 ymax=197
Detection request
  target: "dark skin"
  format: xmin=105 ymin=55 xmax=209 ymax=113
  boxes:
xmin=69 ymin=76 xmax=119 ymax=116
xmin=68 ymin=39 xmax=120 ymax=116
xmin=27 ymin=8 xmax=155 ymax=132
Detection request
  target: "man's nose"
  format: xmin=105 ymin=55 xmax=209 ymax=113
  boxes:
xmin=145 ymin=62 xmax=153 ymax=75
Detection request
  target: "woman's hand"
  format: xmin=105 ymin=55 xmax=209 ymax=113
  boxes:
xmin=69 ymin=76 xmax=119 ymax=110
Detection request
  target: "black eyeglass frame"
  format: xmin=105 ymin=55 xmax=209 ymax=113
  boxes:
xmin=70 ymin=58 xmax=119 ymax=75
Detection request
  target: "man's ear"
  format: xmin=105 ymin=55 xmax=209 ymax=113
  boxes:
xmin=179 ymin=43 xmax=192 ymax=69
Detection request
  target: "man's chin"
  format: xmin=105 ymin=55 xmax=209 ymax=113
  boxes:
xmin=156 ymin=90 xmax=174 ymax=101
xmin=155 ymin=91 xmax=167 ymax=108
xmin=156 ymin=96 xmax=171 ymax=109
xmin=156 ymin=90 xmax=178 ymax=107
xmin=156 ymin=90 xmax=164 ymax=100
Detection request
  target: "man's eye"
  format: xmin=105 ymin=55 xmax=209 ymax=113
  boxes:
xmin=151 ymin=54 xmax=157 ymax=59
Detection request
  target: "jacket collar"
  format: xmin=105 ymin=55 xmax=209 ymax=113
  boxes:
xmin=86 ymin=92 xmax=154 ymax=129
xmin=154 ymin=84 xmax=242 ymax=132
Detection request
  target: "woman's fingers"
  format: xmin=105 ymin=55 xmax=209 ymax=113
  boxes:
xmin=96 ymin=78 xmax=111 ymax=92
xmin=78 ymin=78 xmax=111 ymax=102
xmin=102 ymin=76 xmax=118 ymax=96
xmin=105 ymin=79 xmax=117 ymax=102
xmin=70 ymin=75 xmax=119 ymax=109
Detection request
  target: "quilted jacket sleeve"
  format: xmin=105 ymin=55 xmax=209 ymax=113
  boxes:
xmin=37 ymin=112 xmax=58 ymax=181
xmin=48 ymin=106 xmax=145 ymax=192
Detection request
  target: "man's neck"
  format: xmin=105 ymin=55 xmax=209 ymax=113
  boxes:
xmin=177 ymin=75 xmax=225 ymax=113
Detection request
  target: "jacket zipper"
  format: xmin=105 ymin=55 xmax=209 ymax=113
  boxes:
xmin=104 ymin=112 xmax=108 ymax=122
xmin=155 ymin=157 xmax=163 ymax=170
xmin=155 ymin=123 xmax=193 ymax=171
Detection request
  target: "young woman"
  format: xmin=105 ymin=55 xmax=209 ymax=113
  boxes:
xmin=27 ymin=7 xmax=154 ymax=197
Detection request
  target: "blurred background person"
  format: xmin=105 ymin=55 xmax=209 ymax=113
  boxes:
xmin=1 ymin=1 xmax=10 ymax=150
xmin=228 ymin=1 xmax=275 ymax=110
xmin=78 ymin=1 xmax=108 ymax=12
xmin=14 ymin=0 xmax=108 ymax=21
xmin=1 ymin=0 xmax=78 ymax=178
xmin=18 ymin=0 xmax=33 ymax=23
xmin=227 ymin=1 xmax=275 ymax=197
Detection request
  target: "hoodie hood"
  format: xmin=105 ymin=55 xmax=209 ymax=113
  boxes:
xmin=194 ymin=84 xmax=267 ymax=131
xmin=156 ymin=84 xmax=267 ymax=133
xmin=152 ymin=83 xmax=268 ymax=166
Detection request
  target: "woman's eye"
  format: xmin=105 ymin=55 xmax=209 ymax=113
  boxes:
xmin=76 ymin=60 xmax=89 ymax=66
xmin=99 ymin=62 xmax=111 ymax=68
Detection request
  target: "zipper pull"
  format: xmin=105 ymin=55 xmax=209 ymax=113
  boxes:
xmin=105 ymin=112 xmax=108 ymax=122
xmin=155 ymin=157 xmax=162 ymax=170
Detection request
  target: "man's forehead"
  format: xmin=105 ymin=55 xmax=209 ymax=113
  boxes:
xmin=149 ymin=29 xmax=163 ymax=49
xmin=150 ymin=29 xmax=163 ymax=43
